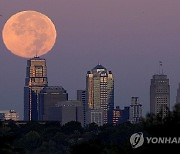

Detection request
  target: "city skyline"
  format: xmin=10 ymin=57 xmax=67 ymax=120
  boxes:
xmin=1 ymin=0 xmax=180 ymax=119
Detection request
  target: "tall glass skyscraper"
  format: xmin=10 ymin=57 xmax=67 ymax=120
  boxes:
xmin=86 ymin=64 xmax=114 ymax=124
xmin=24 ymin=57 xmax=48 ymax=121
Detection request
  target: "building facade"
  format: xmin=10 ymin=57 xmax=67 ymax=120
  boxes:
xmin=119 ymin=106 xmax=130 ymax=124
xmin=176 ymin=83 xmax=180 ymax=104
xmin=39 ymin=86 xmax=68 ymax=120
xmin=0 ymin=110 xmax=19 ymax=121
xmin=48 ymin=100 xmax=84 ymax=126
xmin=150 ymin=74 xmax=170 ymax=118
xmin=86 ymin=64 xmax=114 ymax=124
xmin=87 ymin=108 xmax=104 ymax=126
xmin=113 ymin=106 xmax=121 ymax=125
xmin=24 ymin=57 xmax=48 ymax=121
xmin=77 ymin=90 xmax=87 ymax=126
xmin=129 ymin=97 xmax=142 ymax=124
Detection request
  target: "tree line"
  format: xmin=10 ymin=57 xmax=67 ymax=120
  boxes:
xmin=0 ymin=104 xmax=180 ymax=154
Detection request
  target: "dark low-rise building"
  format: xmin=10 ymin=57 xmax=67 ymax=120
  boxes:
xmin=119 ymin=106 xmax=130 ymax=124
xmin=48 ymin=100 xmax=84 ymax=126
xmin=39 ymin=86 xmax=68 ymax=120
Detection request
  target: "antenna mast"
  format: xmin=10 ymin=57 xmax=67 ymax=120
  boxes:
xmin=159 ymin=61 xmax=163 ymax=74
xmin=35 ymin=51 xmax=38 ymax=58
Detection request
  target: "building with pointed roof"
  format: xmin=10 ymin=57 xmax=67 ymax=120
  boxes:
xmin=86 ymin=64 xmax=114 ymax=125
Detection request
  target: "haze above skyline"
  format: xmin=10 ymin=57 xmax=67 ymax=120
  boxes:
xmin=0 ymin=0 xmax=180 ymax=119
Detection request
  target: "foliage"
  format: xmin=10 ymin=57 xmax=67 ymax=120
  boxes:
xmin=0 ymin=104 xmax=180 ymax=153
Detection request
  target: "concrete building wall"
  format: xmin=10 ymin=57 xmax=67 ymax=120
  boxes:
xmin=150 ymin=74 xmax=170 ymax=118
xmin=47 ymin=100 xmax=84 ymax=126
xmin=129 ymin=97 xmax=142 ymax=124
xmin=86 ymin=108 xmax=104 ymax=126
xmin=39 ymin=86 xmax=68 ymax=120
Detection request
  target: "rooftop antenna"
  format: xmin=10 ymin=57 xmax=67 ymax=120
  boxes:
xmin=98 ymin=60 xmax=100 ymax=65
xmin=35 ymin=51 xmax=38 ymax=58
xmin=159 ymin=61 xmax=163 ymax=74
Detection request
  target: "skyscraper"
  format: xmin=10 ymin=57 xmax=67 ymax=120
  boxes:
xmin=176 ymin=83 xmax=180 ymax=104
xmin=24 ymin=57 xmax=48 ymax=121
xmin=39 ymin=86 xmax=68 ymax=120
xmin=77 ymin=90 xmax=87 ymax=126
xmin=113 ymin=106 xmax=120 ymax=125
xmin=150 ymin=73 xmax=170 ymax=118
xmin=129 ymin=97 xmax=142 ymax=124
xmin=86 ymin=64 xmax=114 ymax=124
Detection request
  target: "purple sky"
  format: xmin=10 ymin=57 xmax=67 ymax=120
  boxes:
xmin=1 ymin=0 xmax=180 ymax=119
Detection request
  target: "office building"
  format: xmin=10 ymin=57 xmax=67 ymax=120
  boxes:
xmin=77 ymin=90 xmax=87 ymax=126
xmin=176 ymin=83 xmax=180 ymax=104
xmin=150 ymin=73 xmax=170 ymax=118
xmin=119 ymin=106 xmax=130 ymax=124
xmin=39 ymin=86 xmax=68 ymax=120
xmin=113 ymin=106 xmax=121 ymax=125
xmin=24 ymin=57 xmax=48 ymax=121
xmin=86 ymin=108 xmax=104 ymax=126
xmin=0 ymin=110 xmax=19 ymax=121
xmin=48 ymin=100 xmax=84 ymax=126
xmin=86 ymin=64 xmax=114 ymax=124
xmin=129 ymin=97 xmax=142 ymax=124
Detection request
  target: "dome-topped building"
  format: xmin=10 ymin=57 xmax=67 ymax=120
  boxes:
xmin=86 ymin=64 xmax=114 ymax=125
xmin=92 ymin=64 xmax=106 ymax=70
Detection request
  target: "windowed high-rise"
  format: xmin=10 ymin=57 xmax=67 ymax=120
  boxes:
xmin=86 ymin=64 xmax=114 ymax=124
xmin=113 ymin=106 xmax=120 ymax=125
xmin=129 ymin=97 xmax=142 ymax=124
xmin=150 ymin=74 xmax=170 ymax=118
xmin=24 ymin=57 xmax=48 ymax=121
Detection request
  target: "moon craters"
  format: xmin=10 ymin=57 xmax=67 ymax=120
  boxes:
xmin=2 ymin=10 xmax=57 ymax=58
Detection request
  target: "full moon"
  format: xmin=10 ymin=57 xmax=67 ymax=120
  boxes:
xmin=2 ymin=10 xmax=57 ymax=58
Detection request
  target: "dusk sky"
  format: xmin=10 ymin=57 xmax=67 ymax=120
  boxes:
xmin=1 ymin=0 xmax=180 ymax=119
